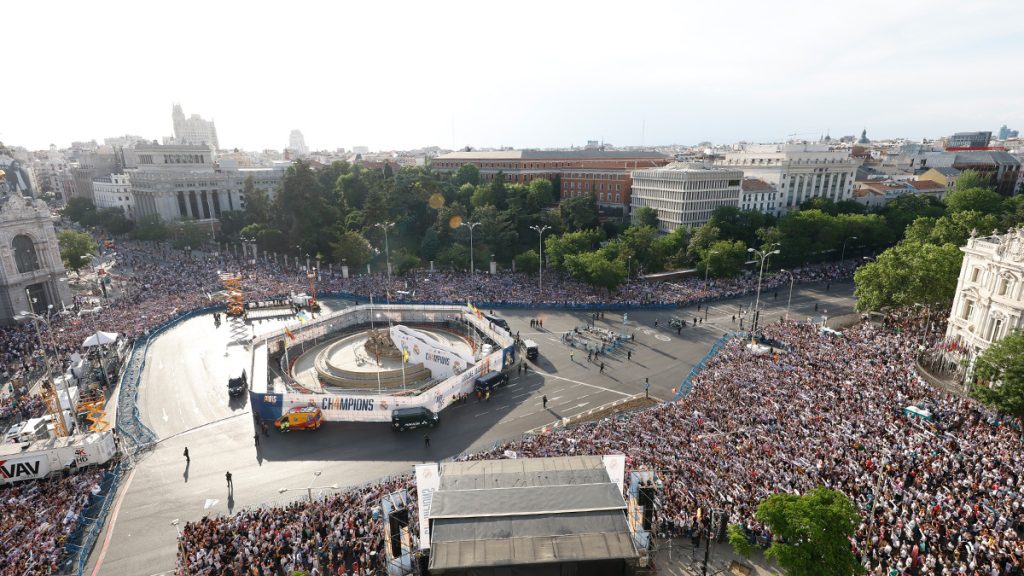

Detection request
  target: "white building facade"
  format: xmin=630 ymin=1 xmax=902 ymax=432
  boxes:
xmin=93 ymin=173 xmax=135 ymax=218
xmin=126 ymin=144 xmax=287 ymax=223
xmin=945 ymin=229 xmax=1024 ymax=378
xmin=739 ymin=179 xmax=781 ymax=216
xmin=629 ymin=163 xmax=742 ymax=232
xmin=716 ymin=143 xmax=857 ymax=214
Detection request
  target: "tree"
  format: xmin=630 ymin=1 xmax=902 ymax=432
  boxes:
xmin=616 ymin=225 xmax=661 ymax=273
xmin=727 ymin=523 xmax=753 ymax=558
xmin=436 ymin=243 xmax=470 ymax=271
xmin=273 ymin=160 xmax=338 ymax=255
xmin=972 ymin=331 xmax=1024 ymax=420
xmin=559 ymin=194 xmax=599 ymax=232
xmin=514 ymin=250 xmax=540 ymax=275
xmin=242 ymin=175 xmax=272 ymax=225
xmin=470 ymin=185 xmax=496 ymax=209
xmin=527 ymin=178 xmax=555 ymax=211
xmin=756 ymin=487 xmax=864 ymax=576
xmin=63 ymin=198 xmax=97 ymax=223
xmin=632 ymin=206 xmax=659 ymax=229
xmin=330 ymin=230 xmax=373 ymax=270
xmin=853 ymin=241 xmax=963 ymax=311
xmin=453 ymin=163 xmax=481 ymax=187
xmin=132 ymin=214 xmax=169 ymax=241
xmin=564 ymin=251 xmax=626 ymax=290
xmin=655 ymin=226 xmax=691 ymax=270
xmin=686 ymin=223 xmax=720 ymax=261
xmin=95 ymin=208 xmax=133 ymax=235
xmin=217 ymin=210 xmax=247 ymax=239
xmin=945 ymin=187 xmax=1004 ymax=215
xmin=339 ymin=171 xmax=370 ymax=210
xmin=419 ymin=227 xmax=441 ymax=261
xmin=172 ymin=220 xmax=208 ymax=250
xmin=799 ymin=197 xmax=839 ymax=216
xmin=390 ymin=249 xmax=420 ymax=275
xmin=928 ymin=211 xmax=1000 ymax=246
xmin=474 ymin=205 xmax=519 ymax=261
xmin=58 ymin=230 xmax=98 ymax=274
xmin=699 ymin=240 xmax=748 ymax=278
xmin=545 ymin=228 xmax=605 ymax=269
xmin=880 ymin=194 xmax=946 ymax=238
xmin=952 ymin=169 xmax=988 ymax=193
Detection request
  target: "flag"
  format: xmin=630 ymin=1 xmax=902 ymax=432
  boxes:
xmin=403 ymin=348 xmax=409 ymax=363
xmin=284 ymin=327 xmax=296 ymax=341
xmin=296 ymin=310 xmax=310 ymax=324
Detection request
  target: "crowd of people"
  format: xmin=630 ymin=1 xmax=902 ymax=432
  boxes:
xmin=174 ymin=312 xmax=1023 ymax=576
xmin=0 ymin=465 xmax=106 ymax=575
xmin=0 ymin=238 xmax=866 ymax=575
xmin=177 ymin=477 xmax=410 ymax=575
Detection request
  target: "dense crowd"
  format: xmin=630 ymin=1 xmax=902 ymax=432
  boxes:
xmin=177 ymin=477 xmax=409 ymax=575
xmin=0 ymin=466 xmax=106 ymax=575
xmin=175 ymin=313 xmax=1023 ymax=576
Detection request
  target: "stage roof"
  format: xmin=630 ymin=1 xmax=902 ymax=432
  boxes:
xmin=427 ymin=456 xmax=636 ymax=572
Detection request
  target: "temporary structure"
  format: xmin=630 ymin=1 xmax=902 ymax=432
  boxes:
xmin=82 ymin=331 xmax=119 ymax=348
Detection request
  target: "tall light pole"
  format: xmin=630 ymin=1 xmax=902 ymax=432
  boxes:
xmin=460 ymin=221 xmax=481 ymax=275
xmin=841 ymin=236 xmax=858 ymax=265
xmin=780 ymin=269 xmax=795 ymax=320
xmin=375 ymin=221 xmax=395 ymax=284
xmin=530 ymin=225 xmax=551 ymax=296
xmin=748 ymin=246 xmax=781 ymax=338
xmin=16 ymin=311 xmax=73 ymax=437
xmin=703 ymin=250 xmax=719 ymax=288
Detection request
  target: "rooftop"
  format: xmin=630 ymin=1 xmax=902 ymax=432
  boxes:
xmin=427 ymin=455 xmax=636 ymax=571
xmin=435 ymin=149 xmax=667 ymax=161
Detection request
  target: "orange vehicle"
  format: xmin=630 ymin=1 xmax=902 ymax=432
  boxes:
xmin=274 ymin=404 xmax=323 ymax=432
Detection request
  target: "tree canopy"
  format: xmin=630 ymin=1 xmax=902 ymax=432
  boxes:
xmin=58 ymin=230 xmax=98 ymax=274
xmin=853 ymin=241 xmax=962 ymax=311
xmin=972 ymin=331 xmax=1024 ymax=420
xmin=755 ymin=487 xmax=864 ymax=576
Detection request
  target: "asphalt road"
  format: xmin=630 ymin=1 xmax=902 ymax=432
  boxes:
xmin=88 ymin=282 xmax=855 ymax=576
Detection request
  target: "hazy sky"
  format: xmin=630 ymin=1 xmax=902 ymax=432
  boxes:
xmin=6 ymin=0 xmax=1022 ymax=152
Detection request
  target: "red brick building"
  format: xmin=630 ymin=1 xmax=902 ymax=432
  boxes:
xmin=431 ymin=150 xmax=669 ymax=213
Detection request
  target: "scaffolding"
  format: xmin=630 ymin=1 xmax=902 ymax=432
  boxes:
xmin=41 ymin=380 xmax=68 ymax=438
xmin=220 ymin=273 xmax=246 ymax=317
xmin=76 ymin=389 xmax=111 ymax=433
xmin=219 ymin=272 xmax=249 ymax=343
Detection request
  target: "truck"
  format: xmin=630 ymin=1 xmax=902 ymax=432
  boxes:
xmin=274 ymin=404 xmax=323 ymax=432
xmin=0 ymin=431 xmax=116 ymax=486
xmin=289 ymin=292 xmax=320 ymax=311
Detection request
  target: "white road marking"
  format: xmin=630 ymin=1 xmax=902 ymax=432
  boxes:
xmin=576 ymin=402 xmax=590 ymax=408
xmin=532 ymin=370 xmax=632 ymax=397
xmin=655 ymin=334 xmax=671 ymax=342
xmin=475 ymin=411 xmax=490 ymax=417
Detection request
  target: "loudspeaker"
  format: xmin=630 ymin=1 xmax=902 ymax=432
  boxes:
xmin=389 ymin=508 xmax=409 ymax=556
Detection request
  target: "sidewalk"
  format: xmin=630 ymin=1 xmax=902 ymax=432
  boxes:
xmin=651 ymin=539 xmax=782 ymax=576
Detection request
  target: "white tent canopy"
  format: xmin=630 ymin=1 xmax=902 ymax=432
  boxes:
xmin=82 ymin=331 xmax=119 ymax=348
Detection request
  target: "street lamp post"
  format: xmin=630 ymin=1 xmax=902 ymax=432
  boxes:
xmin=277 ymin=470 xmax=340 ymax=502
xmin=460 ymin=221 xmax=481 ymax=275
xmin=780 ymin=269 xmax=795 ymax=320
xmin=747 ymin=245 xmax=781 ymax=338
xmin=375 ymin=221 xmax=395 ymax=285
xmin=16 ymin=311 xmax=73 ymax=437
xmin=530 ymin=225 xmax=551 ymax=296
xmin=841 ymin=236 xmax=858 ymax=265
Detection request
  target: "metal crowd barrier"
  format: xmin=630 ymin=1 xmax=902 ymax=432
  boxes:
xmin=61 ymin=461 xmax=126 ymax=575
xmin=672 ymin=331 xmax=741 ymax=402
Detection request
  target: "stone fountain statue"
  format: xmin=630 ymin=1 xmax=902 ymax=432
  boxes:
xmin=364 ymin=328 xmax=402 ymax=359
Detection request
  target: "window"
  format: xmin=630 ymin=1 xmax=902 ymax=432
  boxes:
xmin=997 ymin=277 xmax=1011 ymax=297
xmin=961 ymin=299 xmax=975 ymax=321
xmin=988 ymin=317 xmax=1004 ymax=342
xmin=12 ymin=235 xmax=40 ymax=274
xmin=970 ymin=267 xmax=980 ymax=283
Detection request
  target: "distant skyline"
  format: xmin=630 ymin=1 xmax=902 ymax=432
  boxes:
xmin=6 ymin=0 xmax=1023 ymax=152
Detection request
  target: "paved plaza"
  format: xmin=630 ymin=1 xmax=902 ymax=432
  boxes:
xmin=87 ymin=283 xmax=855 ymax=575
